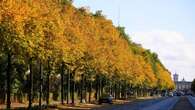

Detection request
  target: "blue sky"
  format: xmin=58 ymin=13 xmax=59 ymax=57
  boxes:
xmin=73 ymin=0 xmax=195 ymax=81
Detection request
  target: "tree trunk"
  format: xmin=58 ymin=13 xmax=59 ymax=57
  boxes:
xmin=124 ymin=82 xmax=127 ymax=99
xmin=119 ymin=83 xmax=121 ymax=99
xmin=28 ymin=58 xmax=33 ymax=109
xmin=46 ymin=60 xmax=51 ymax=106
xmin=67 ymin=69 xmax=70 ymax=104
xmin=6 ymin=53 xmax=11 ymax=109
xmin=71 ymin=72 xmax=75 ymax=104
xmin=114 ymin=84 xmax=117 ymax=99
xmin=99 ymin=77 xmax=103 ymax=97
xmin=109 ymin=82 xmax=112 ymax=95
xmin=98 ymin=76 xmax=101 ymax=99
xmin=39 ymin=61 xmax=43 ymax=110
xmin=84 ymin=78 xmax=87 ymax=102
xmin=80 ymin=74 xmax=84 ymax=103
xmin=61 ymin=63 xmax=65 ymax=104
xmin=46 ymin=74 xmax=50 ymax=106
xmin=0 ymin=87 xmax=6 ymax=104
xmin=95 ymin=77 xmax=98 ymax=100
xmin=88 ymin=81 xmax=92 ymax=103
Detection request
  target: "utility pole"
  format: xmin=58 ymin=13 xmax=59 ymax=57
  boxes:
xmin=117 ymin=0 xmax=120 ymax=26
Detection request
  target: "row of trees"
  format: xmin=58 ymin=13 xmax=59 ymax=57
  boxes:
xmin=0 ymin=0 xmax=174 ymax=109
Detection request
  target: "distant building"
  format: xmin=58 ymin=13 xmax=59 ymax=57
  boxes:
xmin=173 ymin=73 xmax=192 ymax=93
xmin=173 ymin=73 xmax=178 ymax=82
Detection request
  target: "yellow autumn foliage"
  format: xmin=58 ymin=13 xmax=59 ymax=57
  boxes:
xmin=0 ymin=0 xmax=174 ymax=90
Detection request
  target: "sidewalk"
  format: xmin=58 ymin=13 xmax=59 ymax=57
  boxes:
xmin=0 ymin=100 xmax=132 ymax=110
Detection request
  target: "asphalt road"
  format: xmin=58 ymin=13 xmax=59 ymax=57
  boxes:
xmin=94 ymin=96 xmax=195 ymax=110
xmin=172 ymin=96 xmax=194 ymax=110
xmin=93 ymin=97 xmax=170 ymax=110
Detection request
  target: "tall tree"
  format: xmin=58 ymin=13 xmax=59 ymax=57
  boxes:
xmin=191 ymin=79 xmax=195 ymax=93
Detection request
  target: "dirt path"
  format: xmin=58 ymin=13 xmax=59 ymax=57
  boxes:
xmin=172 ymin=96 xmax=194 ymax=110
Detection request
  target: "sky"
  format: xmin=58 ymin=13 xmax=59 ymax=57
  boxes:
xmin=73 ymin=0 xmax=195 ymax=81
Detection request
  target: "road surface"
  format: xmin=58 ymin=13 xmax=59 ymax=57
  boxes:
xmin=172 ymin=96 xmax=194 ymax=110
xmin=94 ymin=96 xmax=195 ymax=110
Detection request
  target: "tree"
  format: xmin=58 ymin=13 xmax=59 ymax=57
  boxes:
xmin=191 ymin=79 xmax=195 ymax=93
xmin=0 ymin=13 xmax=22 ymax=109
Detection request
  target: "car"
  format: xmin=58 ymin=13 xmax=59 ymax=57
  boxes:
xmin=173 ymin=91 xmax=184 ymax=96
xmin=168 ymin=92 xmax=174 ymax=97
xmin=98 ymin=94 xmax=113 ymax=104
xmin=173 ymin=92 xmax=178 ymax=96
